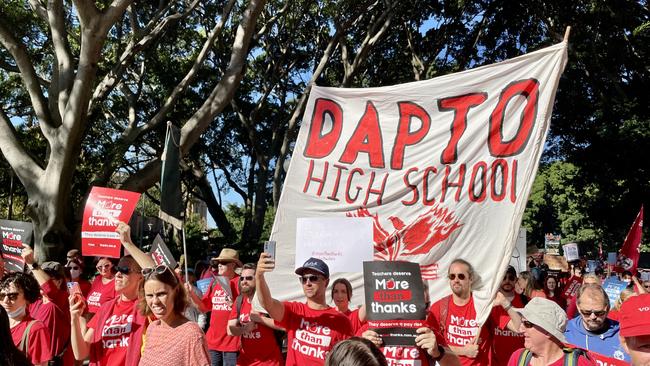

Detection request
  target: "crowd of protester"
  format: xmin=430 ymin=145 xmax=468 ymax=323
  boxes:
xmin=1 ymin=227 xmax=650 ymax=366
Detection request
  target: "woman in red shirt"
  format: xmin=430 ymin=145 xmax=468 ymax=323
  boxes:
xmin=544 ymin=276 xmax=567 ymax=308
xmin=67 ymin=257 xmax=92 ymax=297
xmin=139 ymin=264 xmax=210 ymax=366
xmin=0 ymin=272 xmax=52 ymax=365
xmin=86 ymin=257 xmax=117 ymax=314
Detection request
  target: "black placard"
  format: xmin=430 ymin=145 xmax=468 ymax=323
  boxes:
xmin=149 ymin=234 xmax=178 ymax=269
xmin=364 ymin=261 xmax=426 ymax=346
xmin=0 ymin=220 xmax=34 ymax=273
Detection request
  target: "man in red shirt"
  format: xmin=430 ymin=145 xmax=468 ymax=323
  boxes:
xmin=256 ymin=254 xmax=352 ymax=366
xmin=227 ymin=262 xmax=284 ymax=366
xmin=187 ymin=248 xmax=242 ymax=366
xmin=490 ymin=265 xmax=526 ymax=365
xmin=426 ymin=258 xmax=492 ymax=366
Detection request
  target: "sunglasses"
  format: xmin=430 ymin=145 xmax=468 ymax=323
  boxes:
xmin=115 ymin=266 xmax=133 ymax=275
xmin=141 ymin=265 xmax=174 ymax=279
xmin=0 ymin=292 xmax=20 ymax=302
xmin=522 ymin=320 xmax=536 ymax=328
xmin=67 ymin=266 xmax=81 ymax=271
xmin=239 ymin=276 xmax=254 ymax=282
xmin=579 ymin=309 xmax=607 ymax=317
xmin=96 ymin=264 xmax=112 ymax=271
xmin=448 ymin=273 xmax=467 ymax=281
xmin=300 ymin=275 xmax=322 ymax=284
xmin=503 ymin=274 xmax=516 ymax=281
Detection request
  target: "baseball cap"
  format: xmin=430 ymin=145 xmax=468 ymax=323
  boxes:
xmin=505 ymin=265 xmax=517 ymax=277
xmin=295 ymin=257 xmax=329 ymax=278
xmin=42 ymin=261 xmax=66 ymax=279
xmin=519 ymin=297 xmax=568 ymax=344
xmin=619 ymin=293 xmax=650 ymax=337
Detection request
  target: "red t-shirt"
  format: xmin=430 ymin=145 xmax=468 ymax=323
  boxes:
xmin=356 ymin=323 xmax=437 ymax=366
xmin=228 ymin=296 xmax=282 ymax=366
xmin=346 ymin=308 xmax=364 ymax=336
xmin=201 ymin=275 xmax=240 ymax=351
xmin=426 ymin=295 xmax=491 ymax=366
xmin=41 ymin=279 xmax=70 ymax=316
xmin=29 ymin=299 xmax=73 ymax=364
xmin=86 ymin=276 xmax=116 ymax=313
xmin=10 ymin=315 xmax=53 ymax=365
xmin=489 ymin=294 xmax=525 ymax=365
xmin=279 ymin=301 xmax=352 ymax=366
xmin=79 ymin=278 xmax=92 ymax=297
xmin=87 ymin=297 xmax=147 ymax=366
xmin=507 ymin=348 xmax=595 ymax=366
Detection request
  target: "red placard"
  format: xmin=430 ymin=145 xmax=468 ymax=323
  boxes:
xmin=81 ymin=187 xmax=141 ymax=258
xmin=563 ymin=276 xmax=583 ymax=298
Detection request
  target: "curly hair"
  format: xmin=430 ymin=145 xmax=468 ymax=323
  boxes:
xmin=138 ymin=266 xmax=188 ymax=317
xmin=0 ymin=272 xmax=41 ymax=304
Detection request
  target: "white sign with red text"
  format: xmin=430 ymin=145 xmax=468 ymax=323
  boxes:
xmin=267 ymin=42 xmax=568 ymax=323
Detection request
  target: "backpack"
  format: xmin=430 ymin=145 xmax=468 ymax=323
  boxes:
xmin=516 ymin=347 xmax=590 ymax=366
xmin=18 ymin=320 xmax=37 ymax=355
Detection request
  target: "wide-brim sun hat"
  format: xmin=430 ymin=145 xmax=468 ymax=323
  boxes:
xmin=212 ymin=248 xmax=243 ymax=267
xmin=519 ymin=297 xmax=568 ymax=344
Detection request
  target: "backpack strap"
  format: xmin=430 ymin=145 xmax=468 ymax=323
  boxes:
xmin=517 ymin=349 xmax=533 ymax=366
xmin=235 ymin=294 xmax=245 ymax=325
xmin=18 ymin=320 xmax=37 ymax=354
xmin=563 ymin=347 xmax=588 ymax=366
xmin=438 ymin=295 xmax=451 ymax=336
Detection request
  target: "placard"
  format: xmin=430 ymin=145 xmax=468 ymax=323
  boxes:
xmin=150 ymin=234 xmax=178 ymax=269
xmin=364 ymin=261 xmax=426 ymax=346
xmin=603 ymin=277 xmax=628 ymax=307
xmin=0 ymin=220 xmax=33 ymax=272
xmin=563 ymin=243 xmax=579 ymax=262
xmin=81 ymin=187 xmax=141 ymax=258
xmin=295 ymin=217 xmax=373 ymax=273
xmin=562 ymin=276 xmax=582 ymax=298
xmin=607 ymin=252 xmax=618 ymax=265
xmin=545 ymin=233 xmax=561 ymax=255
xmin=196 ymin=278 xmax=212 ymax=295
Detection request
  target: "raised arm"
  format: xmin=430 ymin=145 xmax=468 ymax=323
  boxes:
xmin=21 ymin=244 xmax=50 ymax=285
xmin=255 ymin=253 xmax=284 ymax=322
xmin=116 ymin=222 xmax=155 ymax=269
xmin=69 ymin=295 xmax=93 ymax=360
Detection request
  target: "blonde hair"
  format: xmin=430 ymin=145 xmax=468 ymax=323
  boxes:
xmin=614 ymin=287 xmax=636 ymax=310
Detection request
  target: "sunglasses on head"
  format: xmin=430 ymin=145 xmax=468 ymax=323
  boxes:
xmin=239 ymin=276 xmax=254 ymax=282
xmin=115 ymin=265 xmax=133 ymax=275
xmin=0 ymin=292 xmax=20 ymax=302
xmin=141 ymin=265 xmax=176 ymax=281
xmin=448 ymin=273 xmax=467 ymax=281
xmin=579 ymin=309 xmax=607 ymax=317
xmin=300 ymin=275 xmax=322 ymax=284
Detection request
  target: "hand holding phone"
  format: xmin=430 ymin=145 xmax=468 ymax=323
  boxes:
xmin=263 ymin=241 xmax=276 ymax=260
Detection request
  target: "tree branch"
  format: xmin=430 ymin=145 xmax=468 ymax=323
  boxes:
xmin=0 ymin=17 xmax=56 ymax=138
xmin=179 ymin=0 xmax=267 ymax=153
xmin=28 ymin=0 xmax=48 ymax=21
xmin=47 ymin=0 xmax=75 ymax=126
xmin=0 ymin=108 xmax=44 ymax=187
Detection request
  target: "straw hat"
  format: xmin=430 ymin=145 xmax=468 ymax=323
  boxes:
xmin=212 ymin=248 xmax=242 ymax=267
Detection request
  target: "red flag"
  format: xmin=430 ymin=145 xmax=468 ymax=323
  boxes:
xmin=615 ymin=205 xmax=644 ymax=274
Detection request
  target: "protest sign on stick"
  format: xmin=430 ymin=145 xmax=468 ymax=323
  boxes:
xmin=0 ymin=220 xmax=33 ymax=272
xmin=603 ymin=277 xmax=628 ymax=307
xmin=81 ymin=187 xmax=141 ymax=258
xmin=150 ymin=234 xmax=178 ymax=269
xmin=266 ymin=41 xmax=568 ymax=322
xmin=364 ymin=261 xmax=426 ymax=346
xmin=563 ymin=242 xmax=579 ymax=262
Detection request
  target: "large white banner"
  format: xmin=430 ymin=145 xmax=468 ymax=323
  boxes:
xmin=268 ymin=42 xmax=568 ymax=322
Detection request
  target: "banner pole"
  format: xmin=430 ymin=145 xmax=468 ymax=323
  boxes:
xmin=182 ymin=226 xmax=189 ymax=284
xmin=563 ymin=26 xmax=571 ymax=43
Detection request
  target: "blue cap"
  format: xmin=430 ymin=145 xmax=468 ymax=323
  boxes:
xmin=295 ymin=257 xmax=329 ymax=278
